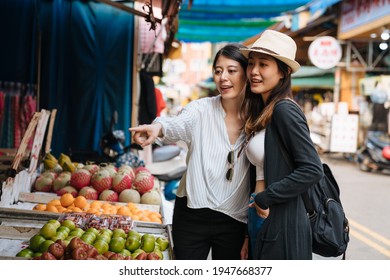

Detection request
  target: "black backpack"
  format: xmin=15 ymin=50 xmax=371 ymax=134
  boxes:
xmin=302 ymin=163 xmax=350 ymax=259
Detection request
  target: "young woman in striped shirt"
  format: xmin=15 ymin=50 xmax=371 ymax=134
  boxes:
xmin=130 ymin=44 xmax=251 ymax=260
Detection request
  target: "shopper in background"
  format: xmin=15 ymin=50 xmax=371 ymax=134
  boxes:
xmin=239 ymin=30 xmax=323 ymax=259
xmin=130 ymin=44 xmax=252 ymax=260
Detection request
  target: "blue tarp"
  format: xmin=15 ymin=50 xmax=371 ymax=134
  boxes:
xmin=0 ymin=0 xmax=135 ymax=157
xmin=177 ymin=0 xmax=311 ymax=42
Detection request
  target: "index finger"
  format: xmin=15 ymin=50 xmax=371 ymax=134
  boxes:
xmin=129 ymin=127 xmax=144 ymax=132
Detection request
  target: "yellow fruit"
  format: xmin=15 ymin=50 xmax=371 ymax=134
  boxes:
xmin=58 ymin=153 xmax=71 ymax=166
xmin=43 ymin=159 xmax=58 ymax=170
xmin=62 ymin=161 xmax=76 ymax=172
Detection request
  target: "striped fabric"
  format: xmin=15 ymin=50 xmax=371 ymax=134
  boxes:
xmin=155 ymin=95 xmax=251 ymax=223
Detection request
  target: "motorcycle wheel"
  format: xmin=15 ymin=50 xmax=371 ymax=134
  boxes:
xmin=359 ymin=161 xmax=372 ymax=172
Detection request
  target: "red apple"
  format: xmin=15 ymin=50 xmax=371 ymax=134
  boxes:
xmin=48 ymin=242 xmax=65 ymax=259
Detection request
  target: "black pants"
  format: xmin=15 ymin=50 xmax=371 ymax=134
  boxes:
xmin=172 ymin=196 xmax=246 ymax=260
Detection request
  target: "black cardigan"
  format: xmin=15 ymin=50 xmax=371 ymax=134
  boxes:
xmin=253 ymin=99 xmax=323 ymax=260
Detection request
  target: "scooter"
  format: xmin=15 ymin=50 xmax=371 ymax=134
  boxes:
xmin=355 ymin=130 xmax=390 ymax=172
xmin=146 ymin=140 xmax=187 ymax=201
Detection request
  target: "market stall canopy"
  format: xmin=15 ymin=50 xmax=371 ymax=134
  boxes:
xmin=176 ymin=0 xmax=311 ymax=42
xmin=292 ymin=66 xmax=335 ymax=89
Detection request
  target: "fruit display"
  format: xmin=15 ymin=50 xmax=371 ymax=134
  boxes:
xmin=34 ymin=153 xmax=159 ymax=206
xmin=32 ymin=193 xmax=163 ymax=224
xmin=11 ymin=215 xmax=172 ymax=260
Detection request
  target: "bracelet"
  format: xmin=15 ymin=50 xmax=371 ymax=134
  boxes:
xmin=244 ymin=235 xmax=249 ymax=239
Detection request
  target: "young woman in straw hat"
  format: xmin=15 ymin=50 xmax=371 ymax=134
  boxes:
xmin=130 ymin=44 xmax=252 ymax=260
xmin=239 ymin=30 xmax=323 ymax=259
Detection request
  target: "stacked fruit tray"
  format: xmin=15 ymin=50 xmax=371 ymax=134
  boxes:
xmin=0 ymin=207 xmax=174 ymax=260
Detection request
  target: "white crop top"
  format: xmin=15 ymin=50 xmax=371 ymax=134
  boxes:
xmin=245 ymin=130 xmax=265 ymax=181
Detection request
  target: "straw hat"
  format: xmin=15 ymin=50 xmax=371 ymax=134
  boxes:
xmin=240 ymin=30 xmax=301 ymax=73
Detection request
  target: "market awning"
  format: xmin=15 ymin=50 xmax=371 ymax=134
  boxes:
xmin=292 ymin=66 xmax=335 ymax=89
xmin=176 ymin=0 xmax=311 ymax=43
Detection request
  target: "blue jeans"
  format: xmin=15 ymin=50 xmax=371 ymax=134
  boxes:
xmin=248 ymin=193 xmax=265 ymax=258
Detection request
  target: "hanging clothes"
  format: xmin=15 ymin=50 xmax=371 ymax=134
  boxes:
xmin=138 ymin=70 xmax=157 ymax=125
xmin=155 ymin=87 xmax=166 ymax=117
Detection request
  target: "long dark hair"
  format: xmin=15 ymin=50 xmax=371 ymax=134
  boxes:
xmin=213 ymin=44 xmax=248 ymax=72
xmin=240 ymin=57 xmax=293 ymax=137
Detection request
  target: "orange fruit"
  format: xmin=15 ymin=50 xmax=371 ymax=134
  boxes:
xmin=56 ymin=205 xmax=67 ymax=213
xmin=60 ymin=193 xmax=75 ymax=207
xmin=140 ymin=216 xmax=151 ymax=222
xmin=132 ymin=215 xmax=140 ymax=220
xmin=117 ymin=206 xmax=131 ymax=216
xmin=150 ymin=211 xmax=162 ymax=218
xmin=149 ymin=215 xmax=162 ymax=223
xmin=127 ymin=202 xmax=136 ymax=210
xmin=46 ymin=205 xmax=59 ymax=213
xmin=90 ymin=201 xmax=102 ymax=209
xmin=47 ymin=199 xmax=61 ymax=207
xmin=33 ymin=204 xmax=46 ymax=211
xmin=73 ymin=196 xmax=88 ymax=209
xmin=71 ymin=207 xmax=83 ymax=213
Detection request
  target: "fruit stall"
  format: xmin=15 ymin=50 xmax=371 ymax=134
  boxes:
xmin=0 ymin=207 xmax=173 ymax=260
xmin=0 ymin=110 xmax=175 ymax=260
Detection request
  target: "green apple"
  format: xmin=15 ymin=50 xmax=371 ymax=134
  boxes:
xmin=85 ymin=227 xmax=99 ymax=236
xmin=93 ymin=239 xmax=109 ymax=255
xmin=39 ymin=240 xmax=55 ymax=253
xmin=154 ymin=248 xmax=164 ymax=260
xmin=109 ymin=237 xmax=125 ymax=253
xmin=65 ymin=235 xmax=76 ymax=242
xmin=156 ymin=237 xmax=169 ymax=251
xmin=57 ymin=225 xmax=71 ymax=235
xmin=29 ymin=234 xmax=46 ymax=252
xmin=95 ymin=233 xmax=111 ymax=244
xmin=99 ymin=228 xmax=113 ymax=237
xmin=118 ymin=248 xmax=131 ymax=257
xmin=131 ymin=248 xmax=145 ymax=259
xmin=61 ymin=219 xmax=76 ymax=231
xmin=127 ymin=230 xmax=141 ymax=240
xmin=81 ymin=232 xmax=96 ymax=244
xmin=16 ymin=248 xmax=34 ymax=258
xmin=141 ymin=236 xmax=155 ymax=253
xmin=69 ymin=228 xmax=84 ymax=237
xmin=33 ymin=252 xmax=42 ymax=257
xmin=141 ymin=233 xmax=155 ymax=242
xmin=112 ymin=228 xmax=126 ymax=239
xmin=47 ymin=219 xmax=61 ymax=229
xmin=51 ymin=231 xmax=67 ymax=241
xmin=40 ymin=223 xmax=58 ymax=239
xmin=125 ymin=235 xmax=141 ymax=252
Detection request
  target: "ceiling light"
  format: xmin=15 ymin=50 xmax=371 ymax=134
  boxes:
xmin=379 ymin=42 xmax=388 ymax=50
xmin=381 ymin=29 xmax=390 ymax=40
xmin=370 ymin=33 xmax=377 ymax=39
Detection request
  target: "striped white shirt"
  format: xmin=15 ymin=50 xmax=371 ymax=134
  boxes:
xmin=154 ymin=95 xmax=250 ymax=223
